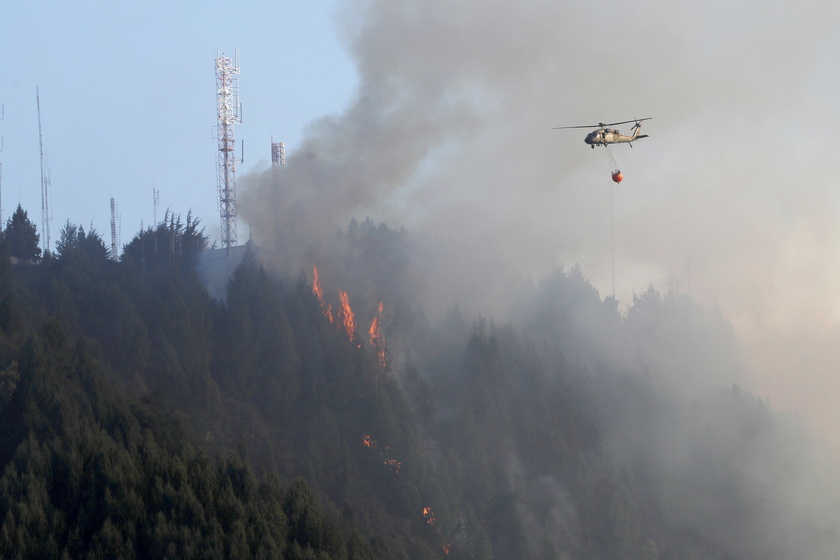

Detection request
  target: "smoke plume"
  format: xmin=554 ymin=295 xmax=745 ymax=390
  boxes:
xmin=239 ymin=0 xmax=840 ymax=446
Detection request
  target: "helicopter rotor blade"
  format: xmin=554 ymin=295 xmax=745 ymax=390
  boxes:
xmin=553 ymin=117 xmax=651 ymax=130
xmin=553 ymin=124 xmax=604 ymax=129
xmin=605 ymin=117 xmax=652 ymax=127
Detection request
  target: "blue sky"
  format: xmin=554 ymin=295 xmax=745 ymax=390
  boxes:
xmin=1 ymin=0 xmax=356 ymax=249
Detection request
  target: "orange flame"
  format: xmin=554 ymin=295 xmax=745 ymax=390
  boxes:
xmin=421 ymin=506 xmax=448 ymax=554
xmin=365 ymin=435 xmax=401 ymax=473
xmin=338 ymin=290 xmax=356 ymax=342
xmin=312 ymin=266 xmax=334 ymax=324
xmin=312 ymin=265 xmax=324 ymax=302
xmin=369 ymin=301 xmax=387 ymax=368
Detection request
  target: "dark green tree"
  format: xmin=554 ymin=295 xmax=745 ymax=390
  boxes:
xmin=121 ymin=212 xmax=208 ymax=275
xmin=4 ymin=205 xmax=40 ymax=262
xmin=55 ymin=221 xmax=110 ymax=264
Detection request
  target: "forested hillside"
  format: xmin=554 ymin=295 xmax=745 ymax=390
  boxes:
xmin=0 ymin=207 xmax=838 ymax=559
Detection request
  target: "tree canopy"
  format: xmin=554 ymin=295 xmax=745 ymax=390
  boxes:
xmin=0 ymin=208 xmax=837 ymax=559
xmin=4 ymin=205 xmax=40 ymax=262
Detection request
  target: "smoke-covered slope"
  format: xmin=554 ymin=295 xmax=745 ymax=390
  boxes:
xmin=0 ymin=217 xmax=838 ymax=559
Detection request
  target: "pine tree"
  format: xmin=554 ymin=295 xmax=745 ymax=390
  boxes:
xmin=4 ymin=205 xmax=41 ymax=262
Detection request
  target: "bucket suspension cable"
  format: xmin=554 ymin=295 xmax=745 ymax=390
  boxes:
xmin=605 ymin=144 xmax=619 ymax=171
xmin=605 ymin=145 xmax=623 ymax=183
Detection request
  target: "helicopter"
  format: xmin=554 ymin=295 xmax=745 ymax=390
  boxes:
xmin=554 ymin=118 xmax=651 ymax=149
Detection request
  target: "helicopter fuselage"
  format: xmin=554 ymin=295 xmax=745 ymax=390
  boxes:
xmin=585 ymin=128 xmax=647 ymax=148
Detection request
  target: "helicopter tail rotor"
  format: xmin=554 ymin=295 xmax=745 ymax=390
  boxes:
xmin=630 ymin=118 xmax=649 ymax=141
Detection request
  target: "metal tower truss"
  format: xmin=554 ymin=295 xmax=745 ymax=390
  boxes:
xmin=215 ymin=49 xmax=242 ymax=250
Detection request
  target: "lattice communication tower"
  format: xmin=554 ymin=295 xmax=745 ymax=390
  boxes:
xmin=36 ymin=88 xmax=52 ymax=254
xmin=215 ymin=49 xmax=242 ymax=251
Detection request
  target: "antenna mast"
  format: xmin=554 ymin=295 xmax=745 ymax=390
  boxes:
xmin=36 ymin=89 xmax=51 ymax=254
xmin=0 ymin=104 xmax=4 ymax=225
xmin=110 ymin=197 xmax=118 ymax=260
xmin=153 ymin=186 xmax=160 ymax=226
xmin=271 ymin=138 xmax=285 ymax=248
xmin=215 ymin=49 xmax=242 ymax=252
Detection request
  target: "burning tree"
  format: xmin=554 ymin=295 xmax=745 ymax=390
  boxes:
xmin=369 ymin=302 xmax=387 ymax=368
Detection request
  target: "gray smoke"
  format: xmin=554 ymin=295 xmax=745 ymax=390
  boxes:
xmin=239 ymin=0 xmax=840 ymax=446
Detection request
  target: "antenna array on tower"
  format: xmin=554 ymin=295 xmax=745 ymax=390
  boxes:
xmin=271 ymin=139 xmax=285 ymax=168
xmin=215 ymin=49 xmax=242 ymax=251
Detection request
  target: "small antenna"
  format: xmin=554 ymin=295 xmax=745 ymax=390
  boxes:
xmin=152 ymin=185 xmax=160 ymax=226
xmin=0 ymin=103 xmax=4 ymax=225
xmin=37 ymin=88 xmax=52 ymax=254
xmin=152 ymin=187 xmax=159 ymax=258
xmin=110 ymin=197 xmax=118 ymax=260
xmin=271 ymin=138 xmax=285 ymax=249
